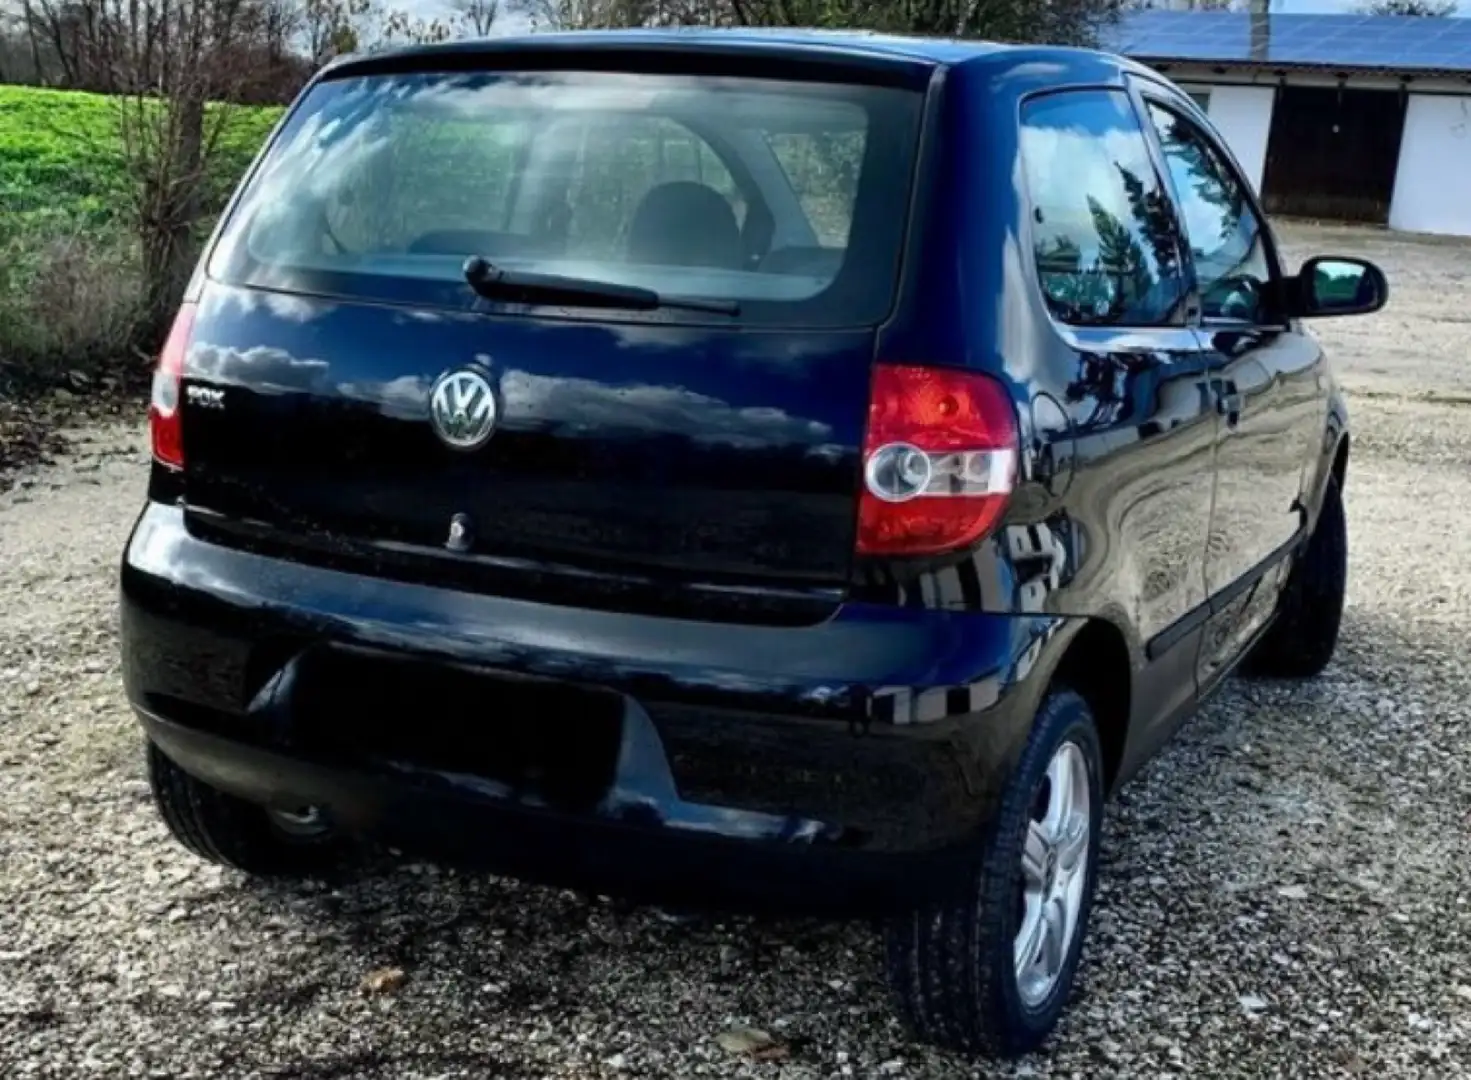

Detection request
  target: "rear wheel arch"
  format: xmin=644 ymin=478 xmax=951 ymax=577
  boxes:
xmin=1331 ymin=432 xmax=1349 ymax=494
xmin=1245 ymin=469 xmax=1346 ymax=679
xmin=1048 ymin=618 xmax=1133 ymax=792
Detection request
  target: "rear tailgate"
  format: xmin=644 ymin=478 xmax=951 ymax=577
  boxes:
xmin=182 ymin=292 xmax=873 ymax=614
xmin=171 ymin=46 xmax=929 ymax=623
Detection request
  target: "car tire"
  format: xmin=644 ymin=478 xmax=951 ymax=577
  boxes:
xmin=1246 ymin=474 xmax=1347 ymax=679
xmin=146 ymin=740 xmax=344 ymax=877
xmin=883 ymin=687 xmax=1104 ymax=1059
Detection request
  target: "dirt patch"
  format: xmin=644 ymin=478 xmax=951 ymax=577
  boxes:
xmin=0 ymin=369 xmax=146 ymax=492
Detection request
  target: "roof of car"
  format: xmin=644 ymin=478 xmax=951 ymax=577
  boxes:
xmin=325 ymin=27 xmax=1133 ymax=78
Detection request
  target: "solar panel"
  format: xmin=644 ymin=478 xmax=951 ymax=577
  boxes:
xmin=1104 ymin=11 xmax=1471 ymax=74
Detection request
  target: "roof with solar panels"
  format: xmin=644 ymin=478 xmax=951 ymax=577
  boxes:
xmin=1105 ymin=10 xmax=1471 ymax=78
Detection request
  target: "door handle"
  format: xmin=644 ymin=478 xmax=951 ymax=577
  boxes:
xmin=1216 ymin=387 xmax=1244 ymax=426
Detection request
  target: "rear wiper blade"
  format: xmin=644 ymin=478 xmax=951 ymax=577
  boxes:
xmin=462 ymin=255 xmax=739 ymax=316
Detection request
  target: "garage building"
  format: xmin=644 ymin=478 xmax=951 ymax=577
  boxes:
xmin=1108 ymin=10 xmax=1471 ymax=237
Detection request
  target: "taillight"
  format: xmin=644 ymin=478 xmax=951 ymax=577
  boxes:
xmin=856 ymin=363 xmax=1018 ymax=557
xmin=149 ymin=303 xmax=196 ymax=469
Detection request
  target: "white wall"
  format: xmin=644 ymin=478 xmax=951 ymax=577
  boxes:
xmin=1199 ymin=86 xmax=1276 ymax=196
xmin=1389 ymin=95 xmax=1471 ymax=238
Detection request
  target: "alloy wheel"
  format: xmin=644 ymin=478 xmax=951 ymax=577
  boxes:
xmin=1014 ymin=741 xmax=1092 ymax=1008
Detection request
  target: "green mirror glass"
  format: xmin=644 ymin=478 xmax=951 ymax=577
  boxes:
xmin=1299 ymin=256 xmax=1387 ymax=318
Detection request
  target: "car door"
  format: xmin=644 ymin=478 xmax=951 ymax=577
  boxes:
xmin=1016 ymin=86 xmax=1218 ymax=747
xmin=1138 ymin=90 xmax=1328 ymax=685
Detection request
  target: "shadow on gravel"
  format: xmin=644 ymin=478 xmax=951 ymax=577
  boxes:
xmin=220 ymin=860 xmax=874 ymax=1075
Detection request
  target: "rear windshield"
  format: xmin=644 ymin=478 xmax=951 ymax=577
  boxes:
xmin=208 ymin=69 xmax=924 ymax=328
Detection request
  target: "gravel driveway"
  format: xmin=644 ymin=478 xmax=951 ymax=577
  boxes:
xmin=3 ymin=222 xmax=1469 ymax=1079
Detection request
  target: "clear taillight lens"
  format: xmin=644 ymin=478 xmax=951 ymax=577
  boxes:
xmin=856 ymin=363 xmax=1018 ymax=556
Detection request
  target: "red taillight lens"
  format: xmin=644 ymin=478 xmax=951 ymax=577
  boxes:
xmin=856 ymin=363 xmax=1018 ymax=557
xmin=149 ymin=304 xmax=196 ymax=469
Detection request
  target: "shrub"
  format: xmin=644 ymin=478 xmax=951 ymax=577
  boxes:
xmin=0 ymin=214 xmax=145 ymax=381
xmin=0 ymin=86 xmax=278 ymax=380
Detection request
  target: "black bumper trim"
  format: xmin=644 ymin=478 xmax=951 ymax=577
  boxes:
xmin=140 ymin=707 xmax=978 ymax=916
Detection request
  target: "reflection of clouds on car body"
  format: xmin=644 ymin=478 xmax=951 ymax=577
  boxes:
xmin=213 ymin=287 xmax=332 ymax=325
xmin=605 ymin=322 xmax=847 ymax=372
xmin=499 ymin=370 xmax=834 ymax=448
xmin=188 ymin=343 xmax=330 ymax=395
xmin=335 ymin=374 xmax=434 ymax=421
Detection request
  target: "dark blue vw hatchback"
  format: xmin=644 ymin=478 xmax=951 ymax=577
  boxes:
xmin=121 ymin=28 xmax=1386 ymax=1056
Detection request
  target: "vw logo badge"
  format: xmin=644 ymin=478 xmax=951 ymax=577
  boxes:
xmin=428 ymin=369 xmax=498 ymax=451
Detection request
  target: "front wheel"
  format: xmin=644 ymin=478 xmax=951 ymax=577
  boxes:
xmin=883 ymin=688 xmax=1104 ymax=1058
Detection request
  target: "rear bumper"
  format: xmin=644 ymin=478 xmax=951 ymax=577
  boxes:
xmin=142 ymin=707 xmax=967 ymax=915
xmin=121 ymin=502 xmax=1073 ymax=914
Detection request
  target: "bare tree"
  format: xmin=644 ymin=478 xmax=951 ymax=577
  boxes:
xmin=12 ymin=0 xmax=271 ymax=335
xmin=526 ymin=0 xmax=631 ymax=28
xmin=378 ymin=5 xmax=454 ymax=42
xmin=12 ymin=0 xmax=50 ymax=83
xmin=1122 ymin=0 xmax=1241 ymax=9
xmin=10 ymin=0 xmax=309 ymax=94
xmin=108 ymin=0 xmax=258 ymax=334
xmin=529 ymin=0 xmax=1121 ymax=44
xmin=754 ymin=0 xmax=1122 ymax=42
xmin=296 ymin=0 xmax=461 ymax=54
xmin=296 ymin=0 xmax=371 ymax=65
xmin=1359 ymin=0 xmax=1454 ymax=13
xmin=454 ymin=0 xmax=499 ymax=34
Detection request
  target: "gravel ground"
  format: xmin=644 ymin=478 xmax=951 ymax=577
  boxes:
xmin=3 ymin=222 xmax=1470 ymax=1079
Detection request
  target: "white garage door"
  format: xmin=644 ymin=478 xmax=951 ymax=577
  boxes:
xmin=1389 ymin=95 xmax=1471 ymax=238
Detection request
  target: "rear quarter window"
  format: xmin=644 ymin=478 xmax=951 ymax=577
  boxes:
xmin=1019 ymin=89 xmax=1189 ymax=327
xmin=207 ymin=70 xmax=923 ymax=329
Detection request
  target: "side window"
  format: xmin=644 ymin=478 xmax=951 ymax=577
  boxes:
xmin=767 ymin=129 xmax=864 ymax=247
xmin=1144 ymin=101 xmax=1274 ymax=324
xmin=1019 ymin=89 xmax=1188 ymax=327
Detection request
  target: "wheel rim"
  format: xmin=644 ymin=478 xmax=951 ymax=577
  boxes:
xmin=1014 ymin=741 xmax=1091 ymax=1009
xmin=267 ymin=805 xmax=330 ymax=840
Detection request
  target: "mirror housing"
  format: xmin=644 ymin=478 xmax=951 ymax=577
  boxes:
xmin=1287 ymin=256 xmax=1388 ymax=319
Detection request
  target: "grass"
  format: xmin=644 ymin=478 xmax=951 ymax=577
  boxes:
xmin=0 ymin=86 xmax=280 ymax=377
xmin=0 ymin=85 xmax=280 ymax=232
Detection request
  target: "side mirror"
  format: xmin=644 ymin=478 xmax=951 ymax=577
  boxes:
xmin=1289 ymin=256 xmax=1388 ymax=318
